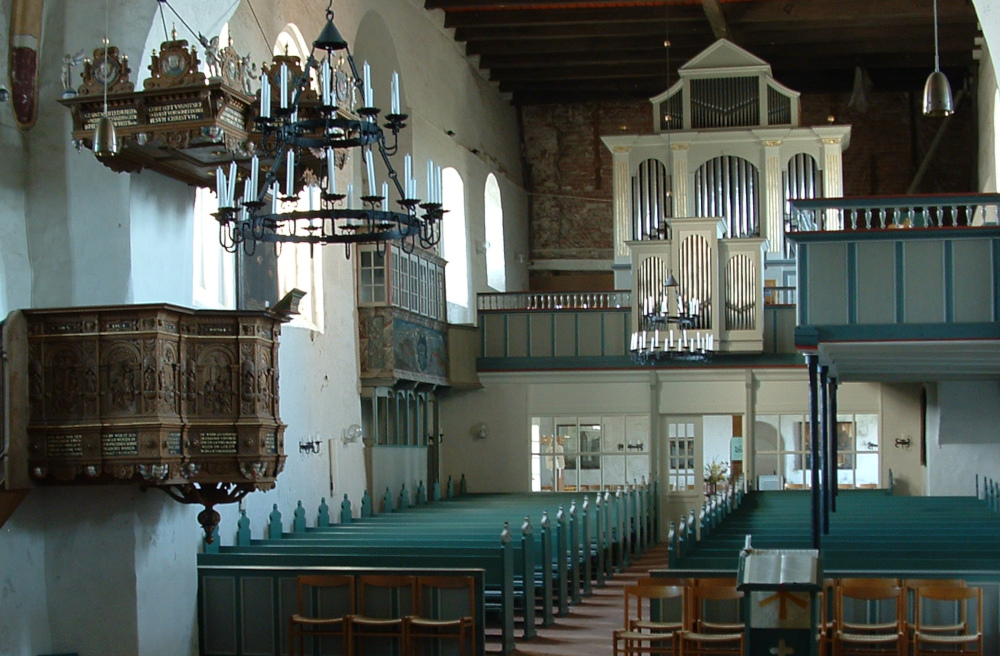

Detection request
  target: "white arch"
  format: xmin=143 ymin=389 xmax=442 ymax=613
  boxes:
xmin=442 ymin=167 xmax=469 ymax=322
xmin=484 ymin=174 xmax=506 ymax=291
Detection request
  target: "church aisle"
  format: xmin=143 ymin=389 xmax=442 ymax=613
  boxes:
xmin=494 ymin=540 xmax=672 ymax=655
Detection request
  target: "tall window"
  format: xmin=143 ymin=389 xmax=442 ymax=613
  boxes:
xmin=192 ymin=187 xmax=235 ymax=308
xmin=530 ymin=415 xmax=649 ymax=492
xmin=484 ymin=174 xmax=506 ymax=291
xmin=277 ymin=186 xmax=324 ymax=331
xmin=441 ymin=167 xmax=469 ymax=323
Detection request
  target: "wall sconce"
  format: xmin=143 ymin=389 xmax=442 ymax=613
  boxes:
xmin=470 ymin=422 xmax=488 ymax=439
xmin=894 ymin=438 xmax=912 ymax=449
xmin=864 ymin=441 xmax=879 ymax=450
xmin=299 ymin=437 xmax=322 ymax=455
xmin=342 ymin=424 xmax=363 ymax=446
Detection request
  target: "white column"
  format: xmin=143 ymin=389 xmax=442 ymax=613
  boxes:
xmin=822 ymin=137 xmax=845 ymax=230
xmin=612 ymin=146 xmax=633 ymax=290
xmin=763 ymin=140 xmax=783 ymax=255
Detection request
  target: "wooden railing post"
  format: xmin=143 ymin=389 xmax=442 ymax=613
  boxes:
xmin=340 ymin=494 xmax=352 ymax=524
xmin=539 ymin=511 xmax=555 ymax=627
xmin=569 ymin=500 xmax=581 ymax=605
xmin=604 ymin=491 xmax=614 ymax=579
xmin=521 ymin=516 xmax=537 ymax=639
xmin=582 ymin=496 xmax=593 ymax=596
xmin=361 ymin=489 xmax=373 ymax=518
xmin=500 ymin=522 xmax=516 ymax=654
xmin=594 ymin=493 xmax=606 ymax=586
xmin=293 ymin=501 xmax=306 ymax=533
xmin=556 ymin=506 xmax=569 ymax=617
xmin=236 ymin=509 xmax=250 ymax=546
xmin=318 ymin=497 xmax=331 ymax=527
xmin=268 ymin=503 xmax=282 ymax=540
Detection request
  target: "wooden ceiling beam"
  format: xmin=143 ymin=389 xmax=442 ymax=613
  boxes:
xmin=722 ymin=0 xmax=976 ymax=24
xmin=466 ymin=34 xmax=713 ymax=56
xmin=479 ymin=49 xmax=697 ymax=70
xmin=455 ymin=19 xmax=697 ymax=41
xmin=443 ymin=5 xmax=705 ymax=28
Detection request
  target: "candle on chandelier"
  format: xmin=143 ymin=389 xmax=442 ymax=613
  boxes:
xmin=250 ymin=155 xmax=259 ymax=197
xmin=391 ymin=70 xmax=400 ymax=114
xmin=285 ymin=150 xmax=295 ymax=198
xmin=363 ymin=61 xmax=373 ymax=108
xmin=271 ymin=182 xmax=279 ymax=214
xmin=347 ymin=183 xmax=355 ymax=208
xmin=279 ymin=63 xmax=288 ymax=109
xmin=630 ymin=332 xmax=638 ymax=351
xmin=326 ymin=147 xmax=336 ymax=195
xmin=227 ymin=161 xmax=237 ymax=208
xmin=436 ymin=165 xmax=442 ymax=204
xmin=404 ymin=154 xmax=412 ymax=198
xmin=215 ymin=167 xmax=226 ymax=208
xmin=260 ymin=72 xmax=271 ymax=118
xmin=382 ymin=181 xmax=389 ymax=203
xmin=321 ymin=58 xmax=332 ymax=106
xmin=426 ymin=159 xmax=434 ymax=203
xmin=365 ymin=150 xmax=377 ymax=196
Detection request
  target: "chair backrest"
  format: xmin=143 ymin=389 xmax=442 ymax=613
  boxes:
xmin=415 ymin=575 xmax=476 ymax=621
xmin=357 ymin=574 xmax=417 ymax=619
xmin=624 ymin=584 xmax=686 ymax=630
xmin=694 ymin=577 xmax=738 ymax=587
xmin=836 ymin=581 xmax=904 ymax=632
xmin=296 ymin=574 xmax=355 ymax=619
xmin=689 ymin=583 xmax=743 ymax=631
xmin=914 ymin=584 xmax=981 ymax=636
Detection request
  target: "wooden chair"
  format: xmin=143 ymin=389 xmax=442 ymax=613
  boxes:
xmin=407 ymin=575 xmax=476 ymax=656
xmin=613 ymin=583 xmax=685 ymax=656
xmin=818 ymin=579 xmax=837 ymax=656
xmin=288 ymin=574 xmax=354 ymax=656
xmin=349 ymin=574 xmax=417 ymax=656
xmin=678 ymin=584 xmax=744 ymax=656
xmin=913 ymin=584 xmax=982 ymax=656
xmin=834 ymin=581 xmax=905 ymax=656
xmin=904 ymin=579 xmax=965 ymax=646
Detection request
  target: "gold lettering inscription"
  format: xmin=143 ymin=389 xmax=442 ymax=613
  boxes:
xmin=147 ymin=102 xmax=204 ymax=125
xmin=102 ymin=431 xmax=138 ymax=457
xmin=219 ymin=106 xmax=245 ymax=130
xmin=200 ymin=431 xmax=237 ymax=454
xmin=47 ymin=434 xmax=83 ymax=458
xmin=83 ymin=107 xmax=138 ymax=130
xmin=263 ymin=432 xmax=277 ymax=454
xmin=167 ymin=431 xmax=182 ymax=455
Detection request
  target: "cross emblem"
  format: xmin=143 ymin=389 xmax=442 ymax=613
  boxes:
xmin=770 ymin=638 xmax=795 ymax=656
xmin=759 ymin=589 xmax=808 ymax=620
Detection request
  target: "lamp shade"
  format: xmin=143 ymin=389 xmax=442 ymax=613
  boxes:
xmin=922 ymin=70 xmax=954 ymax=117
xmin=315 ymin=17 xmax=348 ymax=51
xmin=93 ymin=114 xmax=118 ymax=157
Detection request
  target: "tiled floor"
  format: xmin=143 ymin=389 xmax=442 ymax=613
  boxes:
xmin=492 ymin=541 xmax=671 ymax=655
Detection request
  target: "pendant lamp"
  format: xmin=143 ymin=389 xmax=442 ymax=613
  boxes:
xmin=923 ymin=0 xmax=954 ymax=117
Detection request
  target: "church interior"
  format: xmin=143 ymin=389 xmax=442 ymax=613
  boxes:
xmin=2 ymin=0 xmax=1000 ymax=654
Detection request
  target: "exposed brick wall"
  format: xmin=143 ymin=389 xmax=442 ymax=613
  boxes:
xmin=521 ymin=89 xmax=977 ymax=274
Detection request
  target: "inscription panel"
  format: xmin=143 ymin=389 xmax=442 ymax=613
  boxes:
xmin=82 ymin=107 xmax=139 ymax=130
xmin=148 ymin=101 xmax=204 ymax=124
xmin=167 ymin=431 xmax=182 ymax=455
xmin=102 ymin=431 xmax=138 ymax=457
xmin=47 ymin=434 xmax=84 ymax=458
xmin=201 ymin=431 xmax=237 ymax=455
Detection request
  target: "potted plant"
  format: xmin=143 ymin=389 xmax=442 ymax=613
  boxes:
xmin=704 ymin=459 xmax=729 ymax=496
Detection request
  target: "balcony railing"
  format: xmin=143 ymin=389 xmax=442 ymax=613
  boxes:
xmin=764 ymin=285 xmax=797 ymax=306
xmin=478 ymin=291 xmax=632 ymax=312
xmin=789 ymin=193 xmax=1000 ymax=232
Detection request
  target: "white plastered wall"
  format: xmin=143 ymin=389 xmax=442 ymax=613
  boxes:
xmin=0 ymin=0 xmax=526 ymax=654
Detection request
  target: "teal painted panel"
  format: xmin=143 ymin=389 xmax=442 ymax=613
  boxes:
xmin=241 ymin=577 xmax=275 ymax=655
xmin=806 ymin=242 xmax=848 ymax=325
xmin=202 ymin=576 xmax=237 ymax=655
xmin=529 ymin=313 xmax=554 ymax=357
xmin=481 ymin=314 xmax=506 ymax=358
xmin=855 ymin=242 xmax=896 ymax=325
xmin=578 ymin=313 xmax=603 ymax=357
xmin=953 ymin=239 xmax=993 ymax=322
xmin=903 ymin=241 xmax=944 ymax=323
xmin=507 ymin=313 xmax=529 ymax=358
xmin=604 ymin=312 xmax=627 ymax=356
xmin=554 ymin=313 xmax=577 ymax=357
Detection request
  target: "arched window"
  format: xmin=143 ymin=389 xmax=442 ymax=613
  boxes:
xmin=272 ymin=25 xmax=323 ymax=330
xmin=193 ymin=23 xmax=235 ymax=309
xmin=484 ymin=174 xmax=506 ymax=291
xmin=442 ymin=167 xmax=469 ymax=323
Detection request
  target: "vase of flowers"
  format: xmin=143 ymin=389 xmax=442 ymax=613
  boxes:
xmin=704 ymin=459 xmax=729 ymax=496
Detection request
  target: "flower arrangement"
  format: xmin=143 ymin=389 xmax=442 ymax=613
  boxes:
xmin=704 ymin=459 xmax=729 ymax=486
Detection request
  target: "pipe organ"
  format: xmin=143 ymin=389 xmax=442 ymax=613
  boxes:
xmin=604 ymin=40 xmax=851 ymax=355
xmin=603 ymin=39 xmax=851 ymax=297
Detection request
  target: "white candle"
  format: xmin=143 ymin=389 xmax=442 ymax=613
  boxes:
xmin=215 ymin=167 xmax=226 ymax=207
xmin=250 ymin=155 xmax=259 ymax=195
xmin=436 ymin=165 xmax=442 ymax=204
xmin=365 ymin=150 xmax=377 ymax=196
xmin=427 ymin=159 xmax=434 ymax=202
xmin=321 ymin=58 xmax=331 ymax=106
xmin=382 ymin=181 xmax=389 ymax=202
xmin=326 ymin=147 xmax=336 ymax=195
xmin=260 ymin=72 xmax=271 ymax=118
xmin=280 ymin=64 xmax=288 ymax=109
xmin=363 ymin=61 xmax=372 ymax=107
xmin=653 ymin=329 xmax=659 ymax=348
xmin=630 ymin=332 xmax=638 ymax=351
xmin=394 ymin=71 xmax=401 ymax=114
xmin=669 ymin=330 xmax=674 ymax=348
xmin=227 ymin=161 xmax=237 ymax=207
xmin=285 ymin=150 xmax=295 ymax=198
xmin=404 ymin=154 xmax=412 ymax=198
xmin=347 ymin=183 xmax=354 ymax=208
xmin=271 ymin=182 xmax=279 ymax=214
